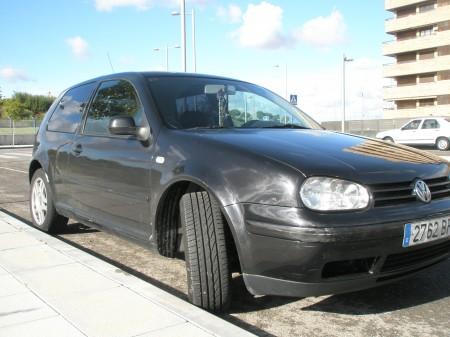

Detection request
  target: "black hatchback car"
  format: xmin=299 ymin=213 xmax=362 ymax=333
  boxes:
xmin=30 ymin=72 xmax=450 ymax=311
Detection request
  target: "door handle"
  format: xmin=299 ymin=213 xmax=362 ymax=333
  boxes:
xmin=72 ymin=144 xmax=83 ymax=155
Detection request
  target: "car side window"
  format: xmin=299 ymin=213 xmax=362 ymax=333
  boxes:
xmin=402 ymin=120 xmax=421 ymax=130
xmin=422 ymin=119 xmax=440 ymax=129
xmin=84 ymin=79 xmax=144 ymax=136
xmin=47 ymin=82 xmax=96 ymax=133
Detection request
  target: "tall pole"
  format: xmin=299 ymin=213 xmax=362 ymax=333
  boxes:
xmin=342 ymin=54 xmax=353 ymax=133
xmin=342 ymin=57 xmax=346 ymax=133
xmin=180 ymin=0 xmax=186 ymax=72
xmin=165 ymin=45 xmax=169 ymax=71
xmin=284 ymin=63 xmax=288 ymax=100
xmin=192 ymin=8 xmax=196 ymax=72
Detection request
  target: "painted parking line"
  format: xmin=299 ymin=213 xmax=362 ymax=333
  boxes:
xmin=441 ymin=156 xmax=450 ymax=162
xmin=0 ymin=167 xmax=27 ymax=174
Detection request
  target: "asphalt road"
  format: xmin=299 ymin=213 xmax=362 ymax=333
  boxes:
xmin=1 ymin=147 xmax=450 ymax=337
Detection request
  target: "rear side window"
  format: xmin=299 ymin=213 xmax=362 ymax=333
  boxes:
xmin=422 ymin=119 xmax=440 ymax=129
xmin=84 ymin=79 xmax=144 ymax=136
xmin=47 ymin=82 xmax=96 ymax=133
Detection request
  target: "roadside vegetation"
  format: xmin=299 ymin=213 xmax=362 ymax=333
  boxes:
xmin=0 ymin=88 xmax=55 ymax=120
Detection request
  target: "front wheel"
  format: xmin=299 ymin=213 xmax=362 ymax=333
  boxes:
xmin=30 ymin=169 xmax=68 ymax=233
xmin=436 ymin=137 xmax=450 ymax=151
xmin=179 ymin=191 xmax=231 ymax=312
xmin=383 ymin=136 xmax=394 ymax=143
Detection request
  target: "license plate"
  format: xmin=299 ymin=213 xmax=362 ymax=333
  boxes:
xmin=403 ymin=217 xmax=450 ymax=247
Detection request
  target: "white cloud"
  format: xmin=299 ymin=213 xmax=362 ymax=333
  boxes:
xmin=295 ymin=9 xmax=346 ymax=49
xmin=94 ymin=0 xmax=152 ymax=11
xmin=231 ymin=2 xmax=287 ymax=49
xmin=217 ymin=4 xmax=242 ymax=24
xmin=66 ymin=36 xmax=89 ymax=59
xmin=0 ymin=67 xmax=30 ymax=82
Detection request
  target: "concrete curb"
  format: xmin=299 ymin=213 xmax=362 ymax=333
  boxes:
xmin=0 ymin=211 xmax=255 ymax=337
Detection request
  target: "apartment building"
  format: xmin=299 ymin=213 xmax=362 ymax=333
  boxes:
xmin=383 ymin=0 xmax=450 ymax=118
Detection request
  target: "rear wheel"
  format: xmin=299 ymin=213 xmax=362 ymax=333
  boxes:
xmin=383 ymin=136 xmax=394 ymax=143
xmin=179 ymin=191 xmax=231 ymax=312
xmin=30 ymin=169 xmax=68 ymax=233
xmin=436 ymin=137 xmax=450 ymax=151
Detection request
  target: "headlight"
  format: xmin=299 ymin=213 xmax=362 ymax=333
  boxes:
xmin=300 ymin=177 xmax=370 ymax=211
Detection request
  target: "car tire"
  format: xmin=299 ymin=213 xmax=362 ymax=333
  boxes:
xmin=179 ymin=191 xmax=231 ymax=312
xmin=30 ymin=169 xmax=68 ymax=233
xmin=383 ymin=136 xmax=394 ymax=143
xmin=436 ymin=137 xmax=450 ymax=151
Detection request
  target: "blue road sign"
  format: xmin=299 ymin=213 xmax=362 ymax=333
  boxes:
xmin=290 ymin=94 xmax=298 ymax=105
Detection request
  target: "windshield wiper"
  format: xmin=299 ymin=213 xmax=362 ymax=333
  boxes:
xmin=263 ymin=124 xmax=311 ymax=129
xmin=184 ymin=125 xmax=226 ymax=130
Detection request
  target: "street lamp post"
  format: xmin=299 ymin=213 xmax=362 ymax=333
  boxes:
xmin=153 ymin=45 xmax=180 ymax=71
xmin=342 ymin=54 xmax=353 ymax=133
xmin=274 ymin=64 xmax=288 ymax=100
xmin=172 ymin=6 xmax=196 ymax=72
xmin=244 ymin=95 xmax=253 ymax=123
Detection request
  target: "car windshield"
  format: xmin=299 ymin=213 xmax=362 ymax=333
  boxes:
xmin=147 ymin=76 xmax=321 ymax=130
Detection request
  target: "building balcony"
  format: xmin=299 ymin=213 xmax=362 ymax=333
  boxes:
xmin=384 ymin=104 xmax=450 ymax=118
xmin=385 ymin=0 xmax=428 ymax=11
xmin=383 ymin=30 xmax=450 ymax=55
xmin=383 ymin=55 xmax=450 ymax=77
xmin=385 ymin=5 xmax=450 ymax=33
xmin=384 ymin=80 xmax=450 ymax=100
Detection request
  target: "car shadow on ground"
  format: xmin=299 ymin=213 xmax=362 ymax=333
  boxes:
xmin=302 ymin=261 xmax=450 ymax=315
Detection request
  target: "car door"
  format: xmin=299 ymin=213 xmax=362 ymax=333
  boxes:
xmin=396 ymin=119 xmax=422 ymax=144
xmin=44 ymin=82 xmax=97 ymax=209
xmin=418 ymin=119 xmax=440 ymax=144
xmin=65 ymin=79 xmax=153 ymax=239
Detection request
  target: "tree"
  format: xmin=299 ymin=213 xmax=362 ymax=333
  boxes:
xmin=2 ymin=99 xmax=30 ymax=120
xmin=12 ymin=92 xmax=55 ymax=117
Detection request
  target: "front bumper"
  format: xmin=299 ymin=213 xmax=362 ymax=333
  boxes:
xmin=224 ymin=202 xmax=450 ymax=297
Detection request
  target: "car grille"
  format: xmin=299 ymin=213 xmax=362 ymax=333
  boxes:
xmin=369 ymin=176 xmax=450 ymax=207
xmin=381 ymin=240 xmax=450 ymax=273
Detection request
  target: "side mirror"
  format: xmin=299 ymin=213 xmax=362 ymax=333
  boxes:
xmin=108 ymin=116 xmax=150 ymax=141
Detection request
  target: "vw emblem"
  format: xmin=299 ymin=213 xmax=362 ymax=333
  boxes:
xmin=413 ymin=180 xmax=431 ymax=203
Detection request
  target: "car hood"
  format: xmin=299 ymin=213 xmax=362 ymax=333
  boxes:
xmin=188 ymin=129 xmax=448 ymax=184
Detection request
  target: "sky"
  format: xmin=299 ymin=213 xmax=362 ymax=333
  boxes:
xmin=0 ymin=0 xmax=390 ymax=122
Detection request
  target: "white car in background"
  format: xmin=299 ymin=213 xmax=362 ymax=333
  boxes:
xmin=376 ymin=117 xmax=450 ymax=151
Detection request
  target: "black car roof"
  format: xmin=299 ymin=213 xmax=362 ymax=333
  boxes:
xmin=65 ymin=71 xmax=244 ymax=93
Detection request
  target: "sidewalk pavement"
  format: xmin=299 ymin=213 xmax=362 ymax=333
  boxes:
xmin=0 ymin=211 xmax=255 ymax=337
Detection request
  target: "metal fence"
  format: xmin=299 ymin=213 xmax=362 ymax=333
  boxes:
xmin=0 ymin=119 xmax=42 ymax=146
xmin=321 ymin=118 xmax=412 ymax=138
xmin=0 ymin=117 xmax=414 ymax=146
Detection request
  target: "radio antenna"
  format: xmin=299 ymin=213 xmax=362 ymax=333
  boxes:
xmin=107 ymin=52 xmax=115 ymax=73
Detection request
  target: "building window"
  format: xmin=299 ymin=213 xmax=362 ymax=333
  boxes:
xmin=419 ymin=73 xmax=436 ymax=83
xmin=437 ymin=95 xmax=450 ymax=105
xmin=419 ymin=26 xmax=434 ymax=36
xmin=419 ymin=1 xmax=436 ymax=12
xmin=396 ymin=75 xmax=416 ymax=86
xmin=439 ymin=71 xmax=450 ymax=80
xmin=396 ymin=30 xmax=417 ymax=41
xmin=438 ymin=46 xmax=450 ymax=56
xmin=418 ymin=49 xmax=435 ymax=60
xmin=397 ymin=100 xmax=416 ymax=109
xmin=438 ymin=21 xmax=450 ymax=31
xmin=419 ymin=98 xmax=435 ymax=107
xmin=396 ymin=6 xmax=416 ymax=18
xmin=396 ymin=52 xmax=416 ymax=63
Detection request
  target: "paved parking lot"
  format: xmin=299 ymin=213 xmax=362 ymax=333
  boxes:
xmin=0 ymin=147 xmax=449 ymax=337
